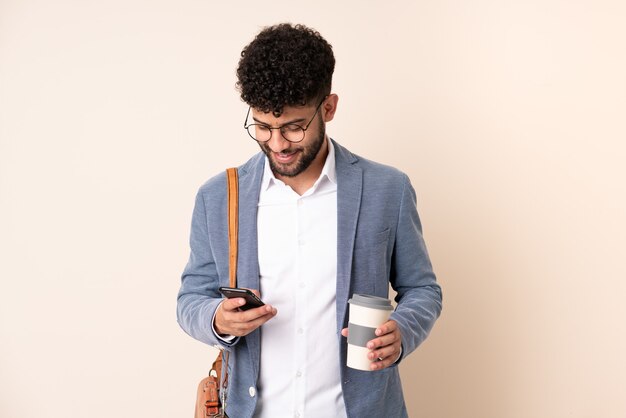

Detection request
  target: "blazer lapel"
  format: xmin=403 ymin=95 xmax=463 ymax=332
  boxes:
xmin=235 ymin=154 xmax=264 ymax=290
xmin=234 ymin=153 xmax=264 ymax=378
xmin=333 ymin=139 xmax=363 ymax=331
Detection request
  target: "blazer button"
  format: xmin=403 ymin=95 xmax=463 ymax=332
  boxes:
xmin=249 ymin=386 xmax=256 ymax=397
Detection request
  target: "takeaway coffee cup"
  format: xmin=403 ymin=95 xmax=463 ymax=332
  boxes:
xmin=347 ymin=294 xmax=394 ymax=371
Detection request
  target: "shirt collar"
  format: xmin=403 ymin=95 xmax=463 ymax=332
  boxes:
xmin=261 ymin=137 xmax=337 ymax=192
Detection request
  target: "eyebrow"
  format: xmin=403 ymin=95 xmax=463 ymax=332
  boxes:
xmin=252 ymin=116 xmax=307 ymax=126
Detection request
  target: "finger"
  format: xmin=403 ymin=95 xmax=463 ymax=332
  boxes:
xmin=223 ymin=301 xmax=274 ymax=322
xmin=368 ymin=320 xmax=399 ymax=349
xmin=231 ymin=310 xmax=277 ymax=336
xmin=368 ymin=344 xmax=401 ymax=371
xmin=220 ymin=303 xmax=275 ymax=327
xmin=341 ymin=328 xmax=348 ymax=337
xmin=368 ymin=342 xmax=400 ymax=363
xmin=235 ymin=304 xmax=276 ymax=322
xmin=369 ymin=355 xmax=394 ymax=371
xmin=374 ymin=319 xmax=398 ymax=337
xmin=366 ymin=329 xmax=400 ymax=351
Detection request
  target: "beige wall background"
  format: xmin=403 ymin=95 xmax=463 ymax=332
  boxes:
xmin=1 ymin=1 xmax=625 ymax=417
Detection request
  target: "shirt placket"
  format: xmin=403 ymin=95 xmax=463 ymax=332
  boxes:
xmin=293 ymin=196 xmax=307 ymax=418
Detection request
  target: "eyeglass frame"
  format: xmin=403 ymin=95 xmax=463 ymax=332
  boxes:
xmin=243 ymin=96 xmax=328 ymax=143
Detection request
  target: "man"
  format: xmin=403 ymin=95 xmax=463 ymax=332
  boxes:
xmin=177 ymin=23 xmax=442 ymax=417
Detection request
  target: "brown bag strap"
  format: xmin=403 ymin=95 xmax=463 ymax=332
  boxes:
xmin=196 ymin=169 xmax=238 ymax=418
xmin=226 ymin=167 xmax=238 ymax=288
xmin=216 ymin=167 xmax=238 ymax=415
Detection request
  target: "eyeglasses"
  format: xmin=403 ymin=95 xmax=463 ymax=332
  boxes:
xmin=243 ymin=97 xmax=326 ymax=143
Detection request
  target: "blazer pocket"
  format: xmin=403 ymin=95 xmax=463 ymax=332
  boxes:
xmin=353 ymin=229 xmax=391 ymax=296
xmin=355 ymin=228 xmax=390 ymax=249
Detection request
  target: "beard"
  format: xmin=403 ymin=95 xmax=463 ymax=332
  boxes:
xmin=260 ymin=120 xmax=326 ymax=178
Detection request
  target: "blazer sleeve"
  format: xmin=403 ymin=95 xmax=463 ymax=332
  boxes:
xmin=176 ymin=188 xmax=239 ymax=348
xmin=389 ymin=174 xmax=442 ymax=359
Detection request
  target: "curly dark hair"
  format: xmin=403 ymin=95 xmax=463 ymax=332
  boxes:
xmin=236 ymin=23 xmax=335 ymax=117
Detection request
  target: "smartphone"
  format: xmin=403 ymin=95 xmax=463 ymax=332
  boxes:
xmin=218 ymin=287 xmax=265 ymax=311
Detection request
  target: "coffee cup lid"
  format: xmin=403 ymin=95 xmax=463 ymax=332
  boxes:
xmin=348 ymin=294 xmax=393 ymax=310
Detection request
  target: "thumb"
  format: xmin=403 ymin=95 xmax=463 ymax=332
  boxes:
xmin=221 ymin=297 xmax=245 ymax=312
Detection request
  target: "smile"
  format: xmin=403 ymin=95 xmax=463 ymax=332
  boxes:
xmin=273 ymin=150 xmax=299 ymax=164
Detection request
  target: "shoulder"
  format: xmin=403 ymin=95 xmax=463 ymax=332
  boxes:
xmin=196 ymin=152 xmax=265 ymax=197
xmin=333 ymin=139 xmax=409 ymax=189
xmin=357 ymin=154 xmax=406 ymax=181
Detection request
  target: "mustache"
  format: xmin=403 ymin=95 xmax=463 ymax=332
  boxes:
xmin=261 ymin=144 xmax=303 ymax=154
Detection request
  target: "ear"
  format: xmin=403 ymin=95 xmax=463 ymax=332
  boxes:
xmin=321 ymin=94 xmax=339 ymax=123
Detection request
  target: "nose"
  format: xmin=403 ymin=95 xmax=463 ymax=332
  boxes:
xmin=265 ymin=129 xmax=291 ymax=153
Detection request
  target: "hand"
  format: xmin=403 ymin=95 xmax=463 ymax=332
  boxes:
xmin=341 ymin=319 xmax=402 ymax=371
xmin=214 ymin=289 xmax=277 ymax=337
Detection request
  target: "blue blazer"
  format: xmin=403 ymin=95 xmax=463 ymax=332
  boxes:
xmin=178 ymin=139 xmax=442 ymax=417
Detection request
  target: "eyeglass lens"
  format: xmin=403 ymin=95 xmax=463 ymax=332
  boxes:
xmin=246 ymin=124 xmax=305 ymax=143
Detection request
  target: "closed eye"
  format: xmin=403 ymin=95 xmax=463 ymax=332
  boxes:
xmin=281 ymin=124 xmax=303 ymax=132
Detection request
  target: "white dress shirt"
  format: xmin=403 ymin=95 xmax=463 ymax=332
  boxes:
xmin=254 ymin=139 xmax=347 ymax=418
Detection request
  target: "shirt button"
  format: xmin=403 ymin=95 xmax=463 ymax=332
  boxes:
xmin=299 ymin=282 xmax=305 ymax=289
xmin=249 ymin=386 xmax=256 ymax=397
xmin=296 ymin=371 xmax=302 ymax=378
xmin=295 ymin=413 xmax=300 ymax=418
xmin=298 ymin=239 xmax=305 ymax=246
xmin=297 ymin=328 xmax=304 ymax=334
